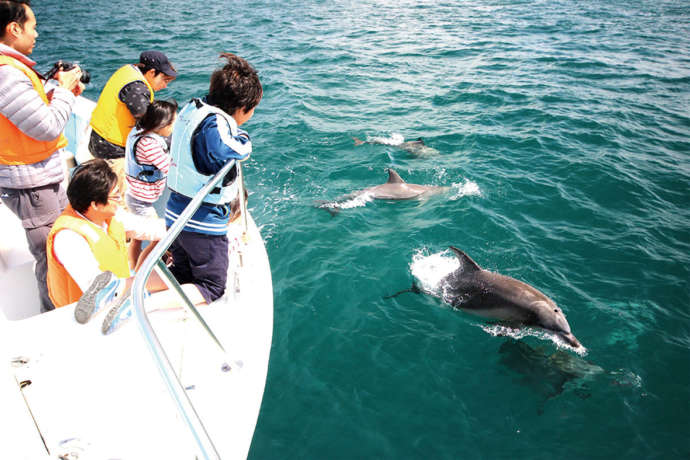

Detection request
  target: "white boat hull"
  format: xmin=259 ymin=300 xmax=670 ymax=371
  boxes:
xmin=0 ymin=96 xmax=274 ymax=459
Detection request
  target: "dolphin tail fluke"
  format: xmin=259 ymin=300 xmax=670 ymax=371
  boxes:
xmin=383 ymin=283 xmax=421 ymax=300
xmin=353 ymin=137 xmax=366 ymax=146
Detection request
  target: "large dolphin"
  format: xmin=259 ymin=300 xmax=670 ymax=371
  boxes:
xmin=439 ymin=247 xmax=582 ymax=348
xmin=353 ymin=136 xmax=440 ymax=157
xmin=317 ymin=169 xmax=449 ymax=213
xmin=358 ymin=169 xmax=448 ymax=200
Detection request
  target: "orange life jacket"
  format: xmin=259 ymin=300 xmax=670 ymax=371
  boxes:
xmin=46 ymin=205 xmax=130 ymax=307
xmin=0 ymin=55 xmax=68 ymax=165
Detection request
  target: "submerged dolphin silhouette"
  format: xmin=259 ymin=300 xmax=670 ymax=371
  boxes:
xmin=440 ymin=247 xmax=582 ymax=348
xmin=354 ymin=136 xmax=440 ymax=156
xmin=498 ymin=340 xmax=602 ymax=413
xmin=316 ymin=169 xmax=449 ymax=213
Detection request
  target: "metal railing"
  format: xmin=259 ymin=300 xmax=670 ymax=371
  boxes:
xmin=130 ymin=159 xmax=243 ymax=459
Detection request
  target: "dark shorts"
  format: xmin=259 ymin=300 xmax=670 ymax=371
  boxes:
xmin=88 ymin=130 xmax=125 ymax=159
xmin=168 ymin=231 xmax=228 ymax=304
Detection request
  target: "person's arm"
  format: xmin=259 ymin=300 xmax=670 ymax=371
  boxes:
xmin=116 ymin=208 xmax=167 ymax=241
xmin=193 ymin=114 xmax=252 ymax=175
xmin=54 ymin=226 xmax=165 ymax=294
xmin=0 ymin=66 xmax=76 ymax=141
xmin=53 ymin=229 xmax=103 ymax=293
xmin=118 ymin=80 xmax=151 ymax=119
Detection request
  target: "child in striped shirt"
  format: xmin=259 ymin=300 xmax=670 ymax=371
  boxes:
xmin=124 ymin=99 xmax=177 ymax=267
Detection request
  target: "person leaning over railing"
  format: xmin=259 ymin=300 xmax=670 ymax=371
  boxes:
xmin=0 ymin=0 xmax=84 ymax=312
xmin=164 ymin=52 xmax=262 ymax=306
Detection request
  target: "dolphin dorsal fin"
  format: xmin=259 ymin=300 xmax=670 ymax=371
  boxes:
xmin=387 ymin=169 xmax=405 ymax=184
xmin=449 ymin=246 xmax=482 ymax=272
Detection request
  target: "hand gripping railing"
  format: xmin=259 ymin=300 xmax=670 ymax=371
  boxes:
xmin=130 ymin=159 xmax=242 ymax=460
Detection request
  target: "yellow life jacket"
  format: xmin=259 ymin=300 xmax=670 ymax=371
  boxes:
xmin=46 ymin=205 xmax=130 ymax=308
xmin=0 ymin=55 xmax=68 ymax=165
xmin=90 ymin=64 xmax=154 ymax=147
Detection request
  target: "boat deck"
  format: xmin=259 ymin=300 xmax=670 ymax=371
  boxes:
xmin=0 ymin=206 xmax=273 ymax=459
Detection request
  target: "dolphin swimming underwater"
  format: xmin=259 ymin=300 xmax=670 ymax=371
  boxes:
xmin=353 ymin=136 xmax=440 ymax=157
xmin=317 ymin=169 xmax=449 ymax=213
xmin=438 ymin=247 xmax=582 ymax=348
xmin=498 ymin=340 xmax=603 ymax=413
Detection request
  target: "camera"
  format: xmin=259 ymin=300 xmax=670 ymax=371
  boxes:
xmin=44 ymin=60 xmax=91 ymax=84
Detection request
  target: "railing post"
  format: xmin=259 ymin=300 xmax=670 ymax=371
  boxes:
xmin=130 ymin=159 xmax=239 ymax=459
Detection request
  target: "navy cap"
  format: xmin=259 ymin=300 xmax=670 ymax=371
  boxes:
xmin=139 ymin=50 xmax=178 ymax=77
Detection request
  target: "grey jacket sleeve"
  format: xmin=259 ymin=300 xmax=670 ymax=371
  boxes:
xmin=0 ymin=65 xmax=75 ymax=141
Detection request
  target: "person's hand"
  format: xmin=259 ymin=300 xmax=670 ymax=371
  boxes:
xmin=55 ymin=66 xmax=82 ymax=94
xmin=72 ymin=82 xmax=85 ymax=97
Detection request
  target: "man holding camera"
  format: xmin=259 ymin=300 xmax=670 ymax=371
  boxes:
xmin=0 ymin=0 xmax=84 ymax=312
xmin=89 ymin=50 xmax=177 ymax=202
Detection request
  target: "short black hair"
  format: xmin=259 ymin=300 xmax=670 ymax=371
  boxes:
xmin=136 ymin=99 xmax=178 ymax=134
xmin=207 ymin=53 xmax=262 ymax=116
xmin=67 ymin=159 xmax=118 ymax=213
xmin=133 ymin=62 xmax=165 ymax=78
xmin=0 ymin=0 xmax=31 ymax=38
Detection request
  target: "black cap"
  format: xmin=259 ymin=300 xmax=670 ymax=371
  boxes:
xmin=139 ymin=50 xmax=178 ymax=77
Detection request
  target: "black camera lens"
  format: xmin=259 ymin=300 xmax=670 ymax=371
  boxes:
xmin=45 ymin=60 xmax=90 ymax=85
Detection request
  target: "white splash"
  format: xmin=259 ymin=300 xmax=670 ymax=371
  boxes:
xmin=409 ymin=249 xmax=459 ymax=295
xmin=320 ymin=191 xmax=375 ymax=209
xmin=368 ymin=132 xmax=405 ymax=146
xmin=449 ymin=179 xmax=481 ymax=199
xmin=481 ymin=324 xmax=588 ymax=356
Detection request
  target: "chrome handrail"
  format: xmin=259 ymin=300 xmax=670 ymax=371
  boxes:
xmin=130 ymin=159 xmax=242 ymax=460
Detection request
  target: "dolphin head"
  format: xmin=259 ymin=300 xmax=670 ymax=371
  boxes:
xmin=531 ymin=300 xmax=581 ymax=348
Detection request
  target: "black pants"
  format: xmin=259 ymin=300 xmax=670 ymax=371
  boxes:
xmin=168 ymin=231 xmax=229 ymax=304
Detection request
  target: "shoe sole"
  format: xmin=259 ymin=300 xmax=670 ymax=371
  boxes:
xmin=101 ymin=287 xmax=132 ymax=335
xmin=74 ymin=271 xmax=114 ymax=324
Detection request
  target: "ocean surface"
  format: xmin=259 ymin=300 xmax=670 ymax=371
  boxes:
xmin=34 ymin=1 xmax=689 ymax=458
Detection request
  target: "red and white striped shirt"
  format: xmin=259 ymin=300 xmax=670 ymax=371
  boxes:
xmin=125 ymin=135 xmax=171 ymax=202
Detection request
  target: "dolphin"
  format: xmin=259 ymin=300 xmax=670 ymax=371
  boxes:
xmin=353 ymin=136 xmax=440 ymax=157
xmin=439 ymin=247 xmax=582 ymax=348
xmin=317 ymin=169 xmax=449 ymax=213
xmin=359 ymin=169 xmax=448 ymax=200
xmin=498 ymin=340 xmax=603 ymax=413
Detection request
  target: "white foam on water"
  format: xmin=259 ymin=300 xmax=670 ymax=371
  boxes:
xmin=449 ymin=179 xmax=481 ymax=200
xmin=481 ymin=324 xmax=589 ymax=356
xmin=409 ymin=248 xmax=459 ymax=295
xmin=368 ymin=132 xmax=405 ymax=146
xmin=319 ymin=191 xmax=375 ymax=210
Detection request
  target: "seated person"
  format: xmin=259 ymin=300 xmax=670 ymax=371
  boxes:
xmin=46 ymin=159 xmax=204 ymax=333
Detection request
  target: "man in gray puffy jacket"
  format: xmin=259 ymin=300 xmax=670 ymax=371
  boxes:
xmin=0 ymin=0 xmax=83 ymax=311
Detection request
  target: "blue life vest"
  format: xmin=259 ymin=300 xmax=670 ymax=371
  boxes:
xmin=167 ymin=99 xmax=242 ymax=204
xmin=124 ymin=129 xmax=167 ymax=183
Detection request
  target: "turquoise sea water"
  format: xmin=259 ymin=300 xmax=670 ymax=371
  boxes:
xmin=33 ymin=1 xmax=689 ymax=458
